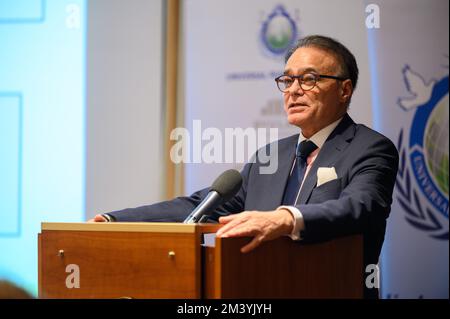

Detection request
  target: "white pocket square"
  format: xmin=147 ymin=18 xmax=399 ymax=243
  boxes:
xmin=317 ymin=167 xmax=338 ymax=187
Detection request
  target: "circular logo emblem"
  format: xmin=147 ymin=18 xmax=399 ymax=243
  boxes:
xmin=260 ymin=5 xmax=298 ymax=56
xmin=423 ymin=94 xmax=448 ymax=198
xmin=409 ymin=75 xmax=449 ymax=218
xmin=396 ymin=65 xmax=448 ymax=240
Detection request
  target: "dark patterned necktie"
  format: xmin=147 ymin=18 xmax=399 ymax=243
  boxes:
xmin=282 ymin=140 xmax=318 ymax=205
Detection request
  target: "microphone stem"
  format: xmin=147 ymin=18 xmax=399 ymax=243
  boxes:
xmin=183 ymin=191 xmax=221 ymax=224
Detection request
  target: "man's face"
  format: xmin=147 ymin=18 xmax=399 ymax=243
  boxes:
xmin=283 ymin=46 xmax=351 ymax=137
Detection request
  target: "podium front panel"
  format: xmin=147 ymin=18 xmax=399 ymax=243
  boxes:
xmin=39 ymin=223 xmax=202 ymax=298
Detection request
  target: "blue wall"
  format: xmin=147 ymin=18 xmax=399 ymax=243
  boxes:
xmin=0 ymin=0 xmax=86 ymax=295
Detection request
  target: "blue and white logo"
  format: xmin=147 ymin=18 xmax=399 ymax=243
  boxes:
xmin=260 ymin=5 xmax=298 ymax=57
xmin=396 ymin=65 xmax=449 ymax=239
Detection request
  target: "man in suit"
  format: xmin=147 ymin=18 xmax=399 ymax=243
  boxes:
xmin=90 ymin=35 xmax=399 ymax=298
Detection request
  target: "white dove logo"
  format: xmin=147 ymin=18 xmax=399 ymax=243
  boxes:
xmin=398 ymin=65 xmax=437 ymax=110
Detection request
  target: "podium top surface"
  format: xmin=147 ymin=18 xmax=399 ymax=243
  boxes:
xmin=41 ymin=222 xmax=220 ymax=233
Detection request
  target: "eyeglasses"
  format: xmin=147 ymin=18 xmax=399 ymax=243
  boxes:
xmin=275 ymin=73 xmax=347 ymax=93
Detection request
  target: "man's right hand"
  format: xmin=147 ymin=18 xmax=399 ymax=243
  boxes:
xmin=87 ymin=214 xmax=108 ymax=222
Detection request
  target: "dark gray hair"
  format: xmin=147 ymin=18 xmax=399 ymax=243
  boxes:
xmin=285 ymin=35 xmax=359 ymax=90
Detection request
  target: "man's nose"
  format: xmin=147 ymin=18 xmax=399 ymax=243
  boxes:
xmin=288 ymin=79 xmax=305 ymax=96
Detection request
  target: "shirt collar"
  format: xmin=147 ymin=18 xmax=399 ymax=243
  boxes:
xmin=298 ymin=116 xmax=344 ymax=149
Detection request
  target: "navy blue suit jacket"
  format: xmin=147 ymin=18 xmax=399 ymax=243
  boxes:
xmin=108 ymin=114 xmax=399 ymax=288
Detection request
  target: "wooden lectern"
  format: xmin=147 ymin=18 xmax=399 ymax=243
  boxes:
xmin=38 ymin=222 xmax=363 ymax=298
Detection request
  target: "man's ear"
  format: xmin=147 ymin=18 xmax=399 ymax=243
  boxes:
xmin=339 ymin=79 xmax=353 ymax=104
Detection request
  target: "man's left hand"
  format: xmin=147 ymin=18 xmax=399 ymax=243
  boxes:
xmin=216 ymin=209 xmax=295 ymax=253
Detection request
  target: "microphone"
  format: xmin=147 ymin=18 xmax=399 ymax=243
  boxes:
xmin=183 ymin=169 xmax=243 ymax=224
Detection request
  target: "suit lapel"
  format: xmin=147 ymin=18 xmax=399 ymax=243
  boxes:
xmin=298 ymin=114 xmax=356 ymax=204
xmin=258 ymin=134 xmax=298 ymax=210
